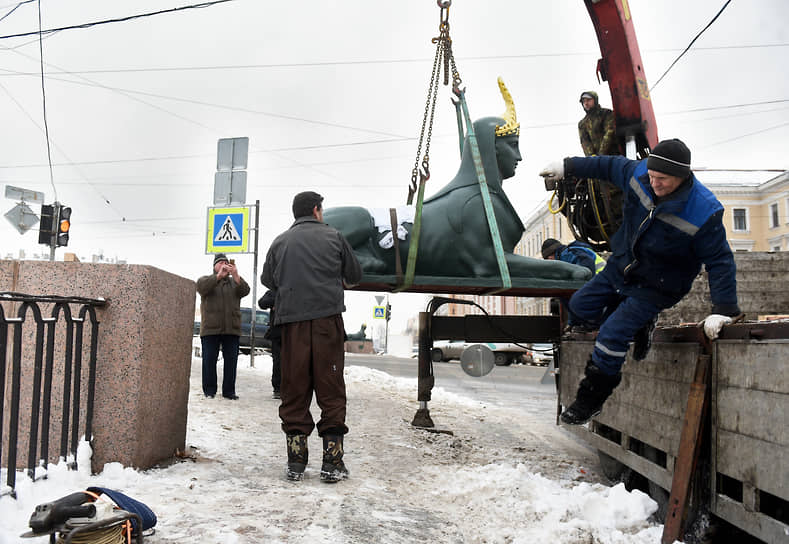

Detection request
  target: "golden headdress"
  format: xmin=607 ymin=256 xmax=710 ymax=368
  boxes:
xmin=494 ymin=77 xmax=520 ymax=137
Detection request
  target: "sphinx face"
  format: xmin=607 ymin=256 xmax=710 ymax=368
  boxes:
xmin=495 ymin=134 xmax=522 ymax=180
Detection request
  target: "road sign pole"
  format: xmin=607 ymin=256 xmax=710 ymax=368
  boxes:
xmin=249 ymin=200 xmax=260 ymax=368
xmin=384 ymin=294 xmax=390 ymax=354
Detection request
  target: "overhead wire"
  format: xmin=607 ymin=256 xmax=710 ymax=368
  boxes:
xmin=0 ymin=0 xmax=33 ymax=24
xmin=35 ymin=0 xmax=56 ymax=200
xmin=650 ymin=0 xmax=733 ymax=91
xmin=0 ymin=0 xmax=239 ymax=40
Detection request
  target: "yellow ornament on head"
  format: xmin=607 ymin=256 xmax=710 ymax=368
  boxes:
xmin=494 ymin=77 xmax=520 ymax=137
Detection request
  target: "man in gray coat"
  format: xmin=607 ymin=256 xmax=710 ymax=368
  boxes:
xmin=197 ymin=253 xmax=250 ymax=399
xmin=262 ymin=191 xmax=362 ymax=483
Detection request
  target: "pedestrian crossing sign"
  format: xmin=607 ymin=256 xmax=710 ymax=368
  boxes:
xmin=206 ymin=206 xmax=250 ymax=253
xmin=373 ymin=306 xmax=386 ymax=319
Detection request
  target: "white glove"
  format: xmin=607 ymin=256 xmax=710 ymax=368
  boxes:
xmin=539 ymin=161 xmax=565 ymax=180
xmin=702 ymin=314 xmax=732 ymax=340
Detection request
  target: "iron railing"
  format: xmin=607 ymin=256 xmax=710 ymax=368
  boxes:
xmin=0 ymin=292 xmax=106 ymax=497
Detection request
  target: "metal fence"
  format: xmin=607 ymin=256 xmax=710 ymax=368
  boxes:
xmin=0 ymin=292 xmax=106 ymax=497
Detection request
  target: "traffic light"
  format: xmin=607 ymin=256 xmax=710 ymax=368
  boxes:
xmin=38 ymin=204 xmax=56 ymax=244
xmin=386 ymin=303 xmax=392 ymax=321
xmin=56 ymin=206 xmax=71 ymax=247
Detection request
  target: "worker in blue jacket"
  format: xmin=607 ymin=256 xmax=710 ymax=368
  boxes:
xmin=541 ymin=238 xmax=605 ymax=328
xmin=540 ymin=139 xmax=740 ymax=425
xmin=541 ymin=238 xmax=605 ymax=275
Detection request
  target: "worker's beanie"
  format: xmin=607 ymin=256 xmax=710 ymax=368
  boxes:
xmin=213 ymin=253 xmax=228 ymax=266
xmin=647 ymin=139 xmax=691 ymax=179
xmin=541 ymin=238 xmax=563 ymax=259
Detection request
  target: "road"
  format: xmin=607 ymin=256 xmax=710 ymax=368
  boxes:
xmin=345 ymin=353 xmax=559 ymax=418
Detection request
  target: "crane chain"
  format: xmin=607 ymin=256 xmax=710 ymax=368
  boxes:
xmin=407 ymin=2 xmax=461 ymax=204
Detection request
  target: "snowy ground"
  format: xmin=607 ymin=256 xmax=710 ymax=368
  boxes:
xmin=1 ymin=351 xmax=667 ymax=543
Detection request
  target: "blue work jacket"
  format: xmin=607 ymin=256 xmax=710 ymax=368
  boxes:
xmin=566 ymin=155 xmax=740 ymax=315
xmin=558 ymin=241 xmax=605 ymax=275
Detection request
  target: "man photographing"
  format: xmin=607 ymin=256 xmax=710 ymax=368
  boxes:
xmin=540 ymin=138 xmax=740 ymax=425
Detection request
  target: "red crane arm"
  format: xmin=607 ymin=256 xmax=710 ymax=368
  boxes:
xmin=584 ymin=0 xmax=659 ymax=156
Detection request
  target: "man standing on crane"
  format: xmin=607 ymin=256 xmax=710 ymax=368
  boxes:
xmin=578 ymin=91 xmax=618 ymax=157
xmin=540 ymin=139 xmax=741 ymax=425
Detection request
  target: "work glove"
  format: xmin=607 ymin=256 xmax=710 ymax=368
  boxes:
xmin=702 ymin=314 xmax=733 ymax=340
xmin=539 ymin=161 xmax=565 ymax=181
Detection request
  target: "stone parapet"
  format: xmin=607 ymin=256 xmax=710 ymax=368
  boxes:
xmin=0 ymin=259 xmax=195 ymax=472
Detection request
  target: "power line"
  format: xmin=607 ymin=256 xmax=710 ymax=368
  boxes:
xmin=1 ymin=43 xmax=787 ymax=76
xmin=702 ymin=120 xmax=789 ymax=149
xmin=36 ymin=0 xmax=56 ymax=201
xmin=650 ymin=0 xmax=733 ymax=92
xmin=0 ymin=0 xmax=33 ymax=24
xmin=0 ymin=0 xmax=239 ymax=40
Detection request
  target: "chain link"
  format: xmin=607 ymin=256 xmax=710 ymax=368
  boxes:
xmin=408 ymin=4 xmax=461 ymax=203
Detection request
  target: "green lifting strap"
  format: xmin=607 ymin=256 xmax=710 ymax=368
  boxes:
xmin=396 ymin=168 xmax=428 ymax=292
xmin=456 ymin=88 xmax=512 ymax=290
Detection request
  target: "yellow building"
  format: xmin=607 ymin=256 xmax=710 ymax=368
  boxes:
xmin=700 ymin=169 xmax=789 ymax=252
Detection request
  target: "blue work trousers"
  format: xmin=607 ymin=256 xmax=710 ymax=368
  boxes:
xmin=201 ymin=334 xmax=240 ymax=397
xmin=569 ymin=272 xmax=662 ymax=376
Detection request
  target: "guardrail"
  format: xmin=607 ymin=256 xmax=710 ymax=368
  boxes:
xmin=0 ymin=292 xmax=106 ymax=497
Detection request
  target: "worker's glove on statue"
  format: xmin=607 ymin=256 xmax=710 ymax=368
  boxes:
xmin=539 ymin=161 xmax=565 ymax=181
xmin=702 ymin=314 xmax=733 ymax=340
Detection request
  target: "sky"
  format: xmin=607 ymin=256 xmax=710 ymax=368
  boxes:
xmin=0 ymin=0 xmax=787 ymax=334
xmin=0 ymin=350 xmax=670 ymax=543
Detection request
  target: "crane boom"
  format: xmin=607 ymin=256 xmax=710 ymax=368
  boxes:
xmin=584 ymin=0 xmax=659 ymax=157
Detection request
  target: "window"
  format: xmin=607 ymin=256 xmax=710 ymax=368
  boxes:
xmin=770 ymin=203 xmax=779 ymax=228
xmin=732 ymin=208 xmax=747 ymax=231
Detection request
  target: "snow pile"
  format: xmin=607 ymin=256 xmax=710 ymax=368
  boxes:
xmin=1 ymin=352 xmax=666 ymax=543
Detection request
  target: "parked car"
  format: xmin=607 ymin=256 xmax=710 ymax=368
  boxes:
xmin=240 ymin=307 xmax=271 ymax=354
xmin=529 ymin=343 xmax=554 ymax=366
xmin=430 ymin=341 xmax=531 ymax=366
xmin=486 ymin=343 xmax=532 ymax=366
xmin=431 ymin=340 xmax=466 ymax=362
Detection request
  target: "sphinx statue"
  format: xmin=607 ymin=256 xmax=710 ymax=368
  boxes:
xmin=324 ymin=79 xmax=590 ymax=283
xmin=346 ymin=323 xmax=368 ymax=341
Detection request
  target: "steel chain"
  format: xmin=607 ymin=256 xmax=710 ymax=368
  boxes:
xmin=408 ymin=3 xmax=460 ymax=203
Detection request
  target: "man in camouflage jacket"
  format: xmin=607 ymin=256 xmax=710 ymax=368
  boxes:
xmin=578 ymin=91 xmax=618 ymax=156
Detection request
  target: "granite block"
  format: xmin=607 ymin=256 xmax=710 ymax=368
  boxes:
xmin=1 ymin=260 xmax=195 ymax=473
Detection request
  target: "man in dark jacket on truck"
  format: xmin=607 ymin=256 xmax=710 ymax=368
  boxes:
xmin=262 ymin=191 xmax=362 ymax=483
xmin=540 ymin=139 xmax=740 ymax=425
xmin=197 ymin=253 xmax=250 ymax=400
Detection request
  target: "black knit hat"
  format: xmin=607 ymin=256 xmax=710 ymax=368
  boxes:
xmin=213 ymin=253 xmax=229 ymax=266
xmin=541 ymin=238 xmax=564 ymax=259
xmin=647 ymin=139 xmax=691 ymax=179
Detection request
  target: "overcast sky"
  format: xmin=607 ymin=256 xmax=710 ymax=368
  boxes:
xmin=1 ymin=0 xmax=787 ymax=333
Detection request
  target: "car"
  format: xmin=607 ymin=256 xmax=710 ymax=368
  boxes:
xmin=485 ymin=343 xmax=532 ymax=366
xmin=529 ymin=343 xmax=554 ymax=366
xmin=430 ymin=340 xmax=467 ymax=362
xmin=239 ymin=307 xmax=271 ymax=354
xmin=430 ymin=341 xmax=532 ymax=366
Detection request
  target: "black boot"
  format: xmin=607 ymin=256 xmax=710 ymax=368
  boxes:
xmin=286 ymin=433 xmax=308 ymax=481
xmin=561 ymin=361 xmax=622 ymax=425
xmin=632 ymin=315 xmax=658 ymax=361
xmin=320 ymin=435 xmax=348 ymax=483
